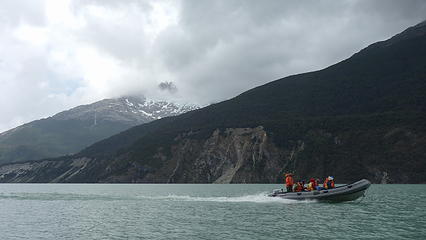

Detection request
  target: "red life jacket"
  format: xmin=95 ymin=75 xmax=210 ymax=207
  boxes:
xmin=309 ymin=179 xmax=316 ymax=188
xmin=295 ymin=183 xmax=303 ymax=192
xmin=285 ymin=176 xmax=294 ymax=187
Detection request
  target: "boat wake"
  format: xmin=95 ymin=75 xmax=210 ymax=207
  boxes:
xmin=145 ymin=193 xmax=316 ymax=204
xmin=0 ymin=192 xmax=313 ymax=203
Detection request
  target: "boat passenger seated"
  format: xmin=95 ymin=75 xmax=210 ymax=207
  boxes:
xmin=306 ymin=178 xmax=315 ymax=191
xmin=323 ymin=176 xmax=335 ymax=189
xmin=315 ymin=178 xmax=320 ymax=188
xmin=315 ymin=178 xmax=324 ymax=190
xmin=294 ymin=181 xmax=303 ymax=192
xmin=306 ymin=182 xmax=313 ymax=191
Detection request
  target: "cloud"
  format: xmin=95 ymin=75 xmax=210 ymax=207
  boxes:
xmin=150 ymin=0 xmax=426 ymax=103
xmin=158 ymin=81 xmax=178 ymax=94
xmin=1 ymin=0 xmax=426 ymax=132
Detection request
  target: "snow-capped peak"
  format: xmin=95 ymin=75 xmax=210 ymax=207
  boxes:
xmin=52 ymin=96 xmax=198 ymax=125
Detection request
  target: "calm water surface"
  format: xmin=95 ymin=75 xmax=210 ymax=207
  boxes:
xmin=0 ymin=184 xmax=425 ymax=239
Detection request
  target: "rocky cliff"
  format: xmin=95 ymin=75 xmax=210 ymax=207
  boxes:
xmin=0 ymin=127 xmax=282 ymax=183
xmin=1 ymin=123 xmax=424 ymax=183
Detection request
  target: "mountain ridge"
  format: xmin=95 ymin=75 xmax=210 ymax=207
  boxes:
xmin=0 ymin=21 xmax=425 ymax=183
xmin=0 ymin=96 xmax=198 ymax=164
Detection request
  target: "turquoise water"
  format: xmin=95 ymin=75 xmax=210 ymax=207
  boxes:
xmin=0 ymin=184 xmax=425 ymax=239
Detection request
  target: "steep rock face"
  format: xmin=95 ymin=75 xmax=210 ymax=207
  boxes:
xmin=0 ymin=127 xmax=286 ymax=183
xmin=0 ymin=124 xmax=424 ymax=183
xmin=97 ymin=126 xmax=294 ymax=183
xmin=164 ymin=127 xmax=285 ymax=183
xmin=0 ymin=157 xmax=92 ymax=183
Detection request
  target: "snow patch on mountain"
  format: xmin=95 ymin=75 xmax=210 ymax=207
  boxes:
xmin=52 ymin=96 xmax=198 ymax=124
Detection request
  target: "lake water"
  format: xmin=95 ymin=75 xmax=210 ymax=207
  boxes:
xmin=0 ymin=184 xmax=425 ymax=239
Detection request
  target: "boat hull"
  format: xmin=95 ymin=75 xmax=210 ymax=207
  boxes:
xmin=269 ymin=179 xmax=371 ymax=202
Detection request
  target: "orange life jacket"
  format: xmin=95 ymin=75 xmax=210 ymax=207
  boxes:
xmin=323 ymin=179 xmax=329 ymax=189
xmin=285 ymin=176 xmax=294 ymax=187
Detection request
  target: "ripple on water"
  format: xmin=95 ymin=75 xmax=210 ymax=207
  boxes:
xmin=0 ymin=184 xmax=425 ymax=240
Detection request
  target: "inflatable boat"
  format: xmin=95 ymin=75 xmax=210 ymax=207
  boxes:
xmin=268 ymin=179 xmax=371 ymax=202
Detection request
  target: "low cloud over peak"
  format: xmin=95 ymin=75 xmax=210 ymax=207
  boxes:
xmin=159 ymin=81 xmax=178 ymax=94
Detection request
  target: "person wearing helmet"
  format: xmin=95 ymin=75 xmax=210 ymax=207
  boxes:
xmin=285 ymin=173 xmax=294 ymax=192
xmin=323 ymin=177 xmax=328 ymax=189
xmin=328 ymin=176 xmax=335 ymax=189
xmin=324 ymin=176 xmax=335 ymax=189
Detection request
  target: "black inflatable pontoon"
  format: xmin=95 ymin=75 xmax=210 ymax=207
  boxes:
xmin=269 ymin=179 xmax=371 ymax=202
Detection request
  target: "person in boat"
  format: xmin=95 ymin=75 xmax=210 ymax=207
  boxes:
xmin=323 ymin=177 xmax=329 ymax=189
xmin=315 ymin=178 xmax=323 ymax=190
xmin=306 ymin=181 xmax=313 ymax=191
xmin=328 ymin=176 xmax=335 ymax=189
xmin=307 ymin=178 xmax=316 ymax=191
xmin=285 ymin=173 xmax=294 ymax=192
xmin=323 ymin=176 xmax=335 ymax=189
xmin=294 ymin=181 xmax=304 ymax=192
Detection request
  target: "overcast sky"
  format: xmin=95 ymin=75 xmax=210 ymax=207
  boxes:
xmin=0 ymin=0 xmax=425 ymax=132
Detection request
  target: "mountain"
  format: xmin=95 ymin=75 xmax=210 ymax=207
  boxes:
xmin=0 ymin=21 xmax=425 ymax=183
xmin=0 ymin=96 xmax=198 ymax=165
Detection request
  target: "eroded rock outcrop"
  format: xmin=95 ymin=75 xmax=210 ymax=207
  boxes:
xmin=0 ymin=126 xmax=296 ymax=183
xmin=164 ymin=127 xmax=285 ymax=183
xmin=0 ymin=125 xmax=424 ymax=183
xmin=0 ymin=157 xmax=94 ymax=183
